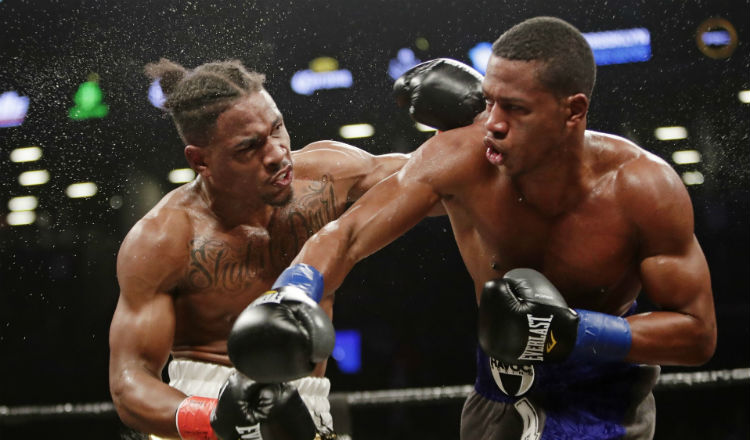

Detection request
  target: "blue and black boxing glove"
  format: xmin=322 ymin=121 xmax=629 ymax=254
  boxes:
xmin=478 ymin=268 xmax=632 ymax=365
xmin=228 ymin=264 xmax=335 ymax=383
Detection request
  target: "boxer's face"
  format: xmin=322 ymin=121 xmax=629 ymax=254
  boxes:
xmin=482 ymin=55 xmax=569 ymax=175
xmin=199 ymin=90 xmax=294 ymax=206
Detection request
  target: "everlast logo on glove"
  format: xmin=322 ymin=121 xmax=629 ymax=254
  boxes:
xmin=518 ymin=315 xmax=554 ymax=362
xmin=236 ymin=424 xmax=263 ymax=440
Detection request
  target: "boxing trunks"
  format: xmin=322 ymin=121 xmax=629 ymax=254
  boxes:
xmin=150 ymin=358 xmax=334 ymax=439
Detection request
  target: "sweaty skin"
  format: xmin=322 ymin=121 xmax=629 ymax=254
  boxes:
xmin=108 ymin=91 xmax=409 ymax=437
xmin=293 ymin=55 xmax=716 ymax=368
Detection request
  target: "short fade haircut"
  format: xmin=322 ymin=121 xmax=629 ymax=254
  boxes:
xmin=145 ymin=59 xmax=266 ymax=146
xmin=492 ymin=16 xmax=596 ymax=99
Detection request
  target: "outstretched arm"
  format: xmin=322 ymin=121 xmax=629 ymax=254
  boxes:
xmin=292 ymin=143 xmax=445 ymax=296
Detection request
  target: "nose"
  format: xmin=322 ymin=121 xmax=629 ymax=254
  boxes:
xmin=263 ymin=139 xmax=290 ymax=172
xmin=485 ymin=105 xmax=508 ymax=140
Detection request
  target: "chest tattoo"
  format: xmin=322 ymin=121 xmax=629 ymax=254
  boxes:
xmin=185 ymin=175 xmax=340 ymax=292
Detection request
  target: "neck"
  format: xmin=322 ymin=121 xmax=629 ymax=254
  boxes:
xmin=195 ymin=177 xmax=275 ymax=229
xmin=514 ymin=134 xmax=589 ymax=217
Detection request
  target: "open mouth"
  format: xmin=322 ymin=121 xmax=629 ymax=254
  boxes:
xmin=484 ymin=137 xmax=504 ymax=166
xmin=271 ymin=166 xmax=293 ymax=187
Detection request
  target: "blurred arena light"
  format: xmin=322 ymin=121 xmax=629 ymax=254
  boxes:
xmin=68 ymin=75 xmax=109 ymax=121
xmin=415 ymin=37 xmax=429 ymax=51
xmin=65 ymin=182 xmax=98 ymax=198
xmin=168 ymin=168 xmax=196 ymax=184
xmin=415 ymin=122 xmax=437 ymax=132
xmin=739 ymin=90 xmax=750 ymax=104
xmin=18 ymin=170 xmax=50 ymax=186
xmin=0 ymin=91 xmax=30 ymax=128
xmin=468 ymin=42 xmax=492 ymax=74
xmin=681 ymin=171 xmax=705 ymax=186
xmin=7 ymin=211 xmax=36 ymax=226
xmin=10 ymin=146 xmax=42 ymax=163
xmin=332 ymin=329 xmax=362 ymax=374
xmin=655 ymin=126 xmax=688 ymax=141
xmin=582 ymin=27 xmax=652 ymax=66
xmin=339 ymin=123 xmax=374 ymax=139
xmin=8 ymin=195 xmax=38 ymax=212
xmin=672 ymin=150 xmax=702 ymax=165
xmin=148 ymin=79 xmax=166 ymax=109
xmin=388 ymin=48 xmax=420 ymax=80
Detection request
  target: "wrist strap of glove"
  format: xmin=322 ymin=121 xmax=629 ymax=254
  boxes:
xmin=569 ymin=309 xmax=632 ymax=362
xmin=176 ymin=396 xmax=219 ymax=440
xmin=273 ymin=264 xmax=324 ymax=302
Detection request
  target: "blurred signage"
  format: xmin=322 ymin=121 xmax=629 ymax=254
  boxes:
xmin=582 ymin=27 xmax=652 ymax=65
xmin=0 ymin=91 xmax=30 ymax=128
xmin=291 ymin=56 xmax=353 ymax=95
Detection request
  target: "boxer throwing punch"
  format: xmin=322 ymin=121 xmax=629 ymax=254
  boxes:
xmin=108 ymin=58 xmax=474 ymax=440
xmin=286 ymin=17 xmax=716 ymax=439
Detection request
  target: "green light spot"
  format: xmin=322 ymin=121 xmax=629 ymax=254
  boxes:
xmin=69 ymin=80 xmax=109 ymax=120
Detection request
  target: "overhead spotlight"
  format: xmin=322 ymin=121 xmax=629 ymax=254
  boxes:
xmin=18 ymin=169 xmax=50 ymax=186
xmin=8 ymin=195 xmax=38 ymax=212
xmin=168 ymin=168 xmax=196 ymax=184
xmin=672 ymin=150 xmax=702 ymax=165
xmin=654 ymin=126 xmax=688 ymax=141
xmin=415 ymin=122 xmax=438 ymax=132
xmin=10 ymin=146 xmax=42 ymax=163
xmin=339 ymin=123 xmax=374 ymax=139
xmin=739 ymin=90 xmax=750 ymax=104
xmin=6 ymin=211 xmax=36 ymax=226
xmin=681 ymin=171 xmax=705 ymax=186
xmin=66 ymin=182 xmax=98 ymax=198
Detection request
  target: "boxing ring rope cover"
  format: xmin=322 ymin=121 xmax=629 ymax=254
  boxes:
xmin=0 ymin=368 xmax=748 ymax=423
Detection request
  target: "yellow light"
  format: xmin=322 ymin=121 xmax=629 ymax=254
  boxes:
xmin=7 ymin=211 xmax=36 ymax=226
xmin=18 ymin=170 xmax=50 ymax=186
xmin=739 ymin=90 xmax=750 ymax=104
xmin=339 ymin=123 xmax=375 ymax=139
xmin=654 ymin=126 xmax=688 ymax=141
xmin=8 ymin=195 xmax=38 ymax=212
xmin=310 ymin=57 xmax=339 ymax=72
xmin=10 ymin=146 xmax=42 ymax=163
xmin=168 ymin=168 xmax=196 ymax=184
xmin=415 ymin=37 xmax=430 ymax=51
xmin=672 ymin=150 xmax=701 ymax=165
xmin=66 ymin=182 xmax=98 ymax=198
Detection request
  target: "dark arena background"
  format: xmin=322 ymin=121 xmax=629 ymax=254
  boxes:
xmin=1 ymin=0 xmax=748 ymax=439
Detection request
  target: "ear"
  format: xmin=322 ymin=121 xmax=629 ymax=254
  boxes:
xmin=565 ymin=93 xmax=589 ymax=127
xmin=184 ymin=145 xmax=210 ymax=177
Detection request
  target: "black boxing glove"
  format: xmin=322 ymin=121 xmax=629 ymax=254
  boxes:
xmin=228 ymin=264 xmax=335 ymax=383
xmin=478 ymin=268 xmax=632 ymax=365
xmin=174 ymin=374 xmax=318 ymax=440
xmin=393 ymin=58 xmax=485 ymax=131
xmin=211 ymin=372 xmax=318 ymax=440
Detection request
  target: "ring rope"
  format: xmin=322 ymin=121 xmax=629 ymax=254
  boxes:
xmin=1 ymin=367 xmax=748 ymax=422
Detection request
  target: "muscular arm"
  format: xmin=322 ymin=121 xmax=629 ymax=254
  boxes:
xmin=622 ymin=156 xmax=717 ymax=366
xmin=109 ymin=214 xmax=189 ymax=437
xmin=292 ymin=139 xmax=449 ymax=295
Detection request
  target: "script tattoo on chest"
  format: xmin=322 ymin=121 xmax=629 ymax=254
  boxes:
xmin=185 ymin=174 xmax=340 ymax=292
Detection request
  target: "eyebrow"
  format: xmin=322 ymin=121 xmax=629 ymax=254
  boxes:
xmin=231 ymin=136 xmax=262 ymax=150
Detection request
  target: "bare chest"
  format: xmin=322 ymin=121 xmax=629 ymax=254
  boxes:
xmin=448 ymin=186 xmax=640 ymax=309
xmin=174 ymin=175 xmax=345 ymax=333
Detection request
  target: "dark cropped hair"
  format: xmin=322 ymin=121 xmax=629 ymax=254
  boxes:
xmin=492 ymin=16 xmax=596 ymax=99
xmin=145 ymin=59 xmax=266 ymax=146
